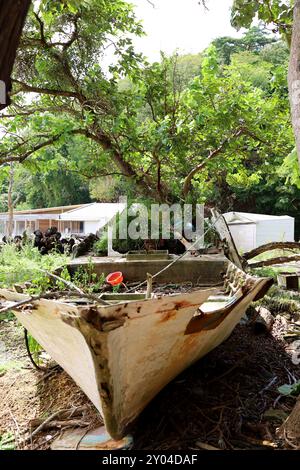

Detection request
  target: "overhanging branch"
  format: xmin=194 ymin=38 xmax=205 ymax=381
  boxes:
xmin=11 ymin=79 xmax=80 ymax=100
xmin=0 ymin=128 xmax=94 ymax=165
xmin=182 ymin=127 xmax=266 ymax=197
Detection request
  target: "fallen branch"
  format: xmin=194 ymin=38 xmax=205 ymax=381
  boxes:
xmin=241 ymin=436 xmax=277 ymax=448
xmin=21 ymin=406 xmax=88 ymax=445
xmin=253 ymin=307 xmax=274 ymax=334
xmin=244 ymin=242 xmax=300 ymax=261
xmin=36 ymin=269 xmax=109 ymax=305
xmin=250 ymin=255 xmax=300 ymax=269
xmin=0 ymin=295 xmax=41 ymax=314
xmin=30 ymin=419 xmax=90 ymax=431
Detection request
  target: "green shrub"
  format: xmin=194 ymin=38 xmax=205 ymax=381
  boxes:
xmin=0 ymin=243 xmax=70 ymax=289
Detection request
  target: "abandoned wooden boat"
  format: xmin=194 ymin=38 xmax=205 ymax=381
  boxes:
xmin=0 ymin=261 xmax=273 ymax=439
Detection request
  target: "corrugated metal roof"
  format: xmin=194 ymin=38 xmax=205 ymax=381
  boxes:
xmin=0 ymin=204 xmax=87 ymax=217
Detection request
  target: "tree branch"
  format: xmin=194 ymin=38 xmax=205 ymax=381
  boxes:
xmin=0 ymin=129 xmax=92 ymax=165
xmin=250 ymin=255 xmax=300 ymax=269
xmin=11 ymin=79 xmax=81 ymax=100
xmin=33 ymin=11 xmax=47 ymax=46
xmin=1 ymin=105 xmax=81 ymax=119
xmin=243 ymin=242 xmax=300 ymax=261
xmin=182 ymin=127 xmax=266 ymax=197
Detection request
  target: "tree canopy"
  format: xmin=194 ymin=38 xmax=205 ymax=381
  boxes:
xmin=0 ymin=0 xmax=298 ymax=234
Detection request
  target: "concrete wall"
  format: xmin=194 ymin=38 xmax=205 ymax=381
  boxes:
xmin=68 ymin=255 xmax=228 ymax=286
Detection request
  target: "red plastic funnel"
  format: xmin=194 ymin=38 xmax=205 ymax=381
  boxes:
xmin=106 ymin=271 xmax=123 ymax=286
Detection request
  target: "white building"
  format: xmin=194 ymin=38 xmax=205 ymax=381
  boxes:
xmin=58 ymin=202 xmax=127 ymax=256
xmin=223 ymin=212 xmax=295 ymax=254
xmin=0 ymin=204 xmax=85 ymax=238
xmin=0 ymin=203 xmax=126 ymax=239
xmin=58 ymin=202 xmax=126 ymax=235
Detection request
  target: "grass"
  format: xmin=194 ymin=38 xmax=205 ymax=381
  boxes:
xmin=0 ymin=360 xmax=23 ymax=375
xmin=0 ymin=243 xmax=71 ymax=371
xmin=0 ymin=433 xmax=15 ymax=451
xmin=0 ymin=311 xmax=15 ymax=323
xmin=0 ymin=243 xmax=70 ymax=289
xmin=0 ymin=244 xmax=106 ymax=368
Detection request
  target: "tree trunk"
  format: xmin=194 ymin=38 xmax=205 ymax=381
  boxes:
xmin=0 ymin=0 xmax=31 ymax=109
xmin=278 ymin=398 xmax=300 ymax=448
xmin=289 ymin=0 xmax=300 ymax=168
xmin=93 ymin=130 xmax=172 ymax=201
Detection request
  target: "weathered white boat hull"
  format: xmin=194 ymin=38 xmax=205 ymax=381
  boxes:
xmin=0 ymin=269 xmax=272 ymax=439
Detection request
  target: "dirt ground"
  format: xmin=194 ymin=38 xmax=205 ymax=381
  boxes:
xmin=0 ymin=312 xmax=299 ymax=450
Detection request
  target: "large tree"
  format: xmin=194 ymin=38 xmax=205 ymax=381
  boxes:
xmin=0 ymin=0 xmax=292 ymax=204
xmin=0 ymin=0 xmax=156 ymax=195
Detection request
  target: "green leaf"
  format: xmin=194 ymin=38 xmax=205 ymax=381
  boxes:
xmin=278 ymin=381 xmax=300 ymax=396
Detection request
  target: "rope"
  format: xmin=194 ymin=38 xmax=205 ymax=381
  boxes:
xmin=24 ymin=328 xmax=48 ymax=371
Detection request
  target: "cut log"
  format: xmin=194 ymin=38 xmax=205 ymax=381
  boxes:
xmin=244 ymin=242 xmax=300 ymax=261
xmin=253 ymin=307 xmax=274 ymax=334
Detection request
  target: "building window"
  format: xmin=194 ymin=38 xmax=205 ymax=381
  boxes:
xmin=79 ymin=221 xmax=84 ymax=233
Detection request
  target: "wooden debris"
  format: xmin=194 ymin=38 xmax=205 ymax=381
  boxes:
xmin=195 ymin=441 xmax=221 ymax=450
xmin=277 ymin=398 xmax=300 ymax=449
xmin=29 ymin=419 xmax=90 ymax=431
xmin=21 ymin=406 xmax=89 ymax=446
xmin=146 ymin=273 xmax=153 ymax=299
xmin=211 ymin=209 xmax=244 ymax=270
xmin=253 ymin=307 xmax=274 ymax=334
xmin=242 ymin=436 xmax=277 ymax=448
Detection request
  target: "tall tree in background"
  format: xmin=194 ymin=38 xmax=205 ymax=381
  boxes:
xmin=289 ymin=1 xmax=300 ymax=170
xmin=0 ymin=0 xmax=294 ymax=207
xmin=230 ymin=1 xmax=300 ymax=171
